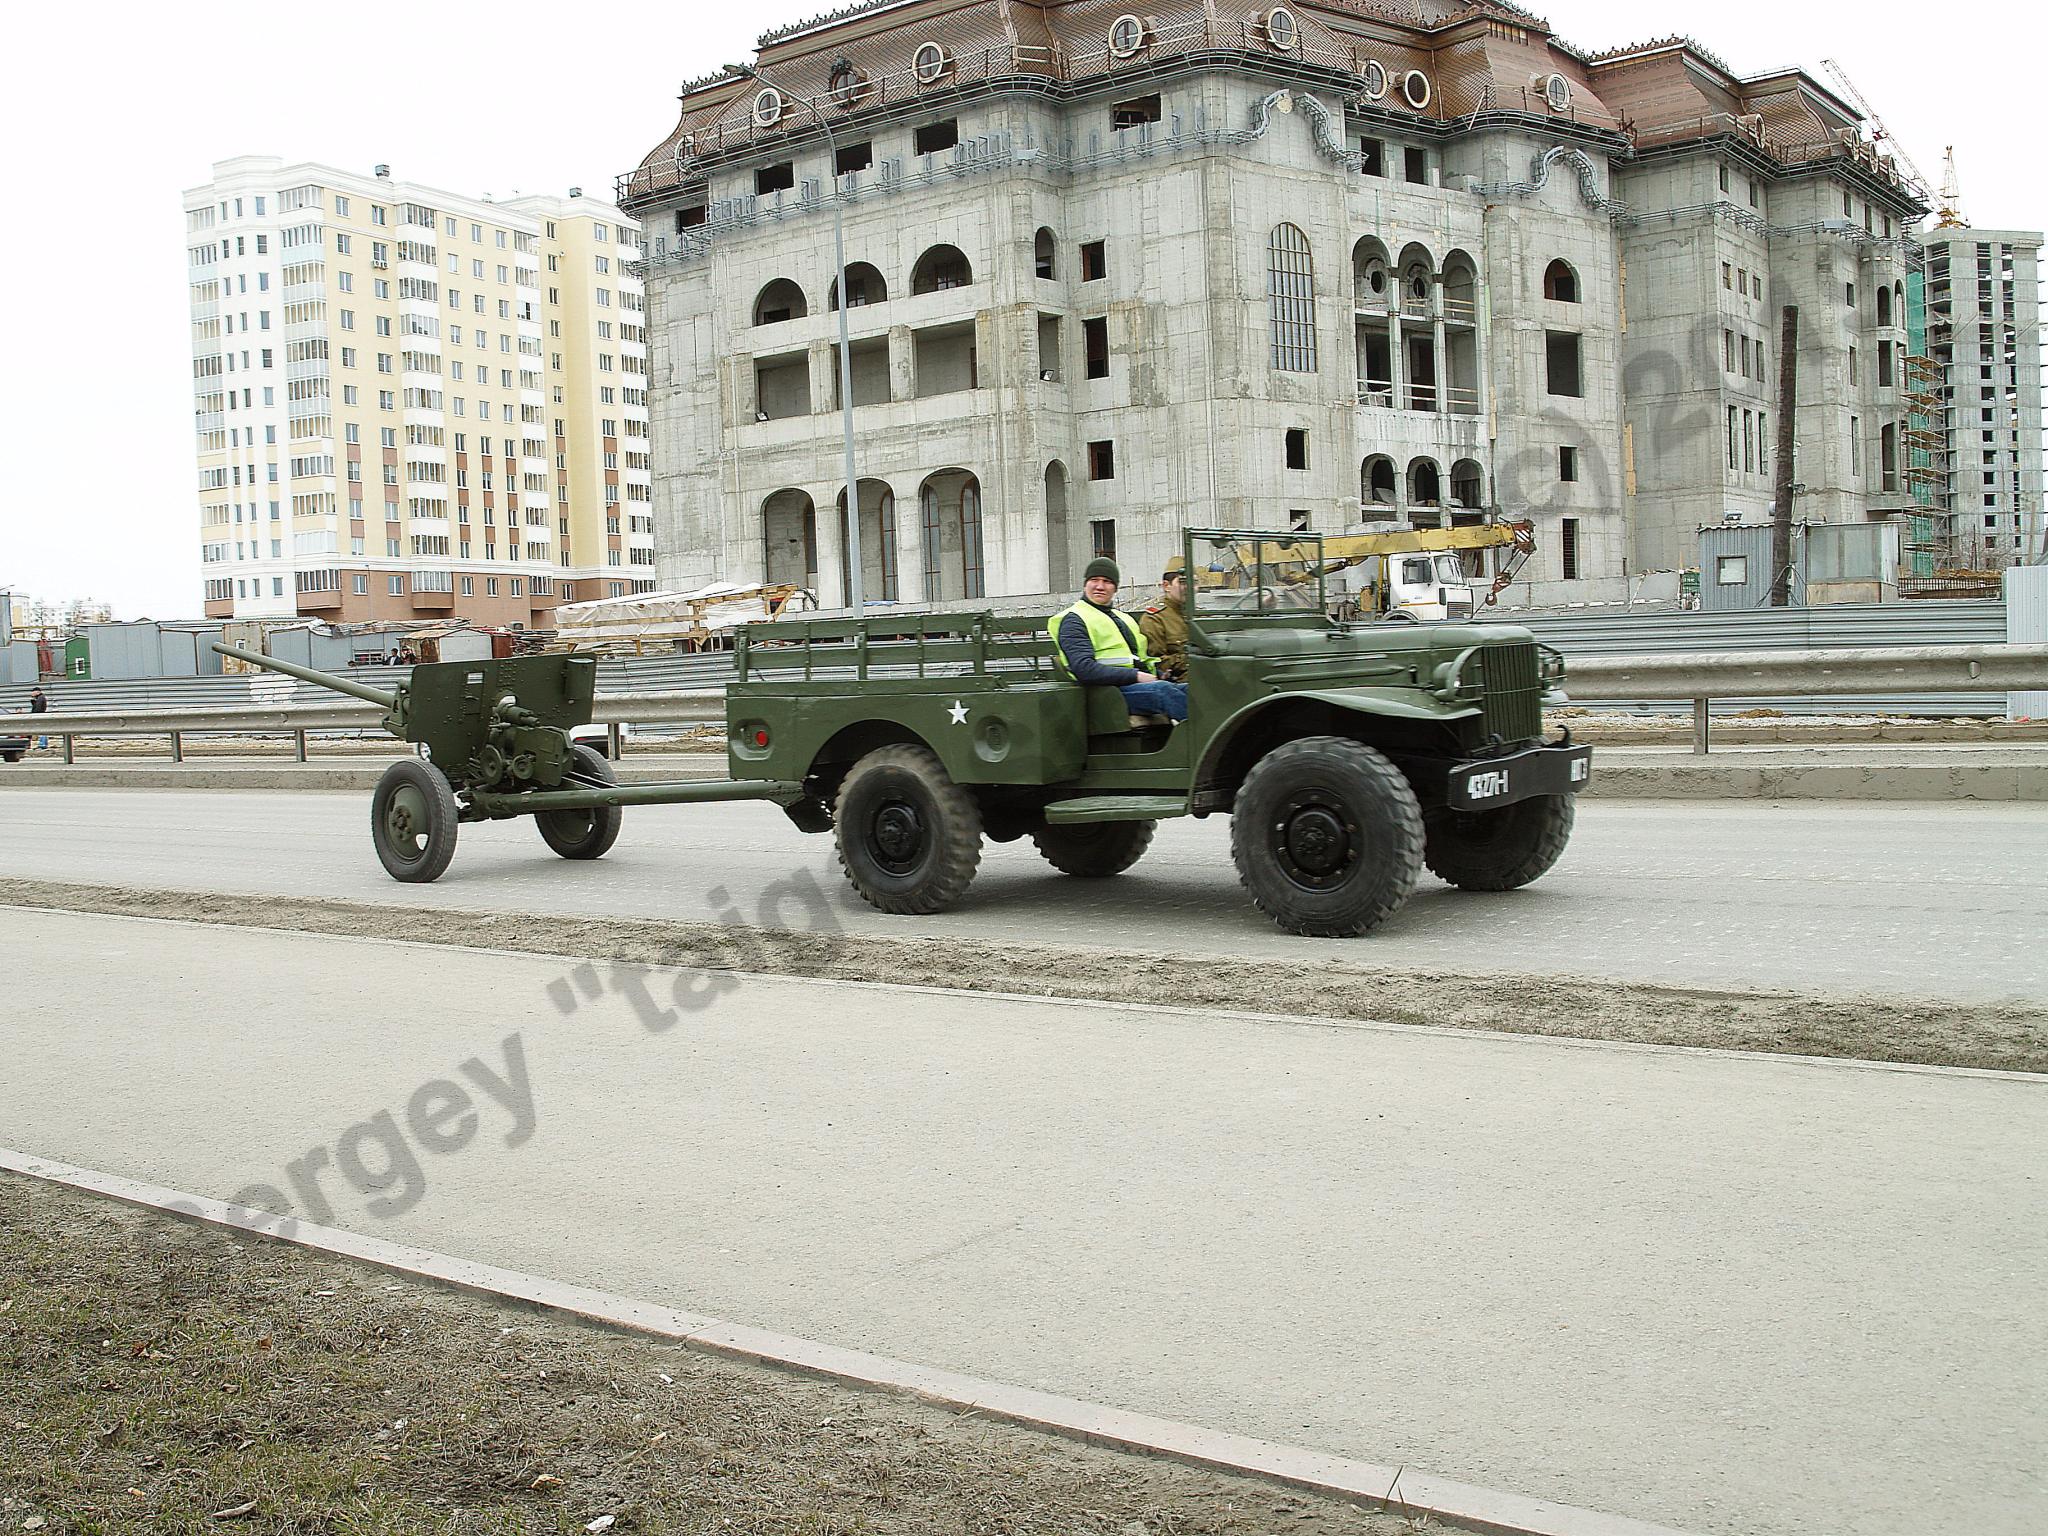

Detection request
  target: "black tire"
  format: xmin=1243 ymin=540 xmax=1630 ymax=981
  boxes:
xmin=371 ymin=758 xmax=459 ymax=883
xmin=1424 ymin=795 xmax=1574 ymax=891
xmin=536 ymin=744 xmax=623 ymax=860
xmin=1230 ymin=737 xmax=1423 ymax=937
xmin=1032 ymin=820 xmax=1155 ymax=878
xmin=0 ymin=750 xmax=21 ymax=764
xmin=834 ymin=744 xmax=982 ymax=914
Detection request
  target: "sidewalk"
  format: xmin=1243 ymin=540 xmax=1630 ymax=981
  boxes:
xmin=2 ymin=905 xmax=2040 ymax=1536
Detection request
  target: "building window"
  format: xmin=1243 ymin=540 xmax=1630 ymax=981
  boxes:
xmin=1717 ymin=555 xmax=1747 ymax=586
xmin=1727 ymin=406 xmax=1739 ymax=471
xmin=1560 ymin=517 xmax=1580 ymax=580
xmin=1034 ymin=227 xmax=1057 ymax=279
xmin=1542 ymin=260 xmax=1579 ymax=303
xmin=1080 ymin=241 xmax=1106 ymax=282
xmin=834 ymin=141 xmax=872 ymax=176
xmin=1284 ymin=428 xmax=1309 ymax=470
xmin=1083 ymin=316 xmax=1109 ymax=379
xmin=1267 ymin=223 xmax=1317 ymax=373
xmin=1111 ymin=95 xmax=1161 ymax=129
xmin=1559 ymin=446 xmax=1578 ymax=482
xmin=1088 ymin=440 xmax=1115 ymax=480
xmin=1403 ymin=146 xmax=1428 ymax=184
xmin=1357 ymin=137 xmax=1385 ymax=177
xmin=914 ymin=119 xmax=958 ymax=155
xmin=1544 ymin=331 xmax=1582 ymax=397
xmin=388 ymin=575 xmax=404 ymax=596
xmin=1090 ymin=519 xmax=1117 ymax=560
xmin=755 ymin=162 xmax=794 ymax=195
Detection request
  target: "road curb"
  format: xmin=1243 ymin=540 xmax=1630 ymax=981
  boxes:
xmin=1 ymin=1147 xmax=1691 ymax=1536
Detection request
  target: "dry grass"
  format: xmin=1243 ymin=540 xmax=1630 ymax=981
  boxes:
xmin=0 ymin=1179 xmax=1424 ymax=1536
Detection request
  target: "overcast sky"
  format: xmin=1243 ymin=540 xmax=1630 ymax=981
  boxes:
xmin=1 ymin=0 xmax=2037 ymax=618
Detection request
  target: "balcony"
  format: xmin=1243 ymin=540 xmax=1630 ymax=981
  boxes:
xmin=410 ymin=586 xmax=455 ymax=611
xmin=295 ymin=588 xmax=342 ymax=613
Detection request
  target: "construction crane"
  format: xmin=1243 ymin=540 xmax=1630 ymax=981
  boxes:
xmin=1818 ymin=58 xmax=1932 ymax=205
xmin=1199 ymin=520 xmax=1538 ymax=622
xmin=1934 ymin=146 xmax=1968 ymax=229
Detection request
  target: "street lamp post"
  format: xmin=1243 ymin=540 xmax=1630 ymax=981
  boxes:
xmin=728 ymin=62 xmax=864 ymax=614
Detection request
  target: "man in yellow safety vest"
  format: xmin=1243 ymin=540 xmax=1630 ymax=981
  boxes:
xmin=1048 ymin=557 xmax=1188 ymax=723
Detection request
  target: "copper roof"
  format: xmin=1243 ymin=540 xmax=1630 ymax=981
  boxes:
xmin=624 ymin=0 xmax=1910 ymax=206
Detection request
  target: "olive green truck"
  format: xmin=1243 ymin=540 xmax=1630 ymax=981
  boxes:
xmin=220 ymin=529 xmax=1591 ymax=938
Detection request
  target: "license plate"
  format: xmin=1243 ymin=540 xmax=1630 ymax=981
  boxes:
xmin=1465 ymin=768 xmax=1512 ymax=801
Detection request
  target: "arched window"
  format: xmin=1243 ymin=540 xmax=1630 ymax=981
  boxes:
xmin=1268 ymin=223 xmax=1317 ymax=372
xmin=1876 ymin=286 xmax=1893 ymax=326
xmin=911 ymin=244 xmax=973 ymax=294
xmin=1543 ymin=259 xmax=1579 ymax=303
xmin=752 ymin=278 xmax=807 ymax=326
xmin=827 ymin=262 xmax=887 ymax=311
xmin=1034 ymin=227 xmax=1057 ymax=279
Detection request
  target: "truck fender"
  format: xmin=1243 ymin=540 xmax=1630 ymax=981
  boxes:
xmin=1193 ymin=689 xmax=1478 ymax=799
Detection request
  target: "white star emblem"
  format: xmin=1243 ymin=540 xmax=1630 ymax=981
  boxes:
xmin=947 ymin=700 xmax=969 ymax=725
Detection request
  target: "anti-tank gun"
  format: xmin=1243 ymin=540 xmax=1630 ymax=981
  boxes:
xmin=213 ymin=643 xmax=798 ymax=882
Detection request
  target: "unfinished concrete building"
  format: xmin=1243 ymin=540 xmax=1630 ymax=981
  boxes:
xmin=621 ymin=3 xmax=1928 ymax=611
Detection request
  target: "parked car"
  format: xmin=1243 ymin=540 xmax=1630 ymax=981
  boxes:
xmin=0 ymin=733 xmax=28 ymax=763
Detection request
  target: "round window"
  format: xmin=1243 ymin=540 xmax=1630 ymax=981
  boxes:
xmin=1401 ymin=69 xmax=1432 ymax=111
xmin=1262 ymin=7 xmax=1299 ymax=51
xmin=1108 ymin=14 xmax=1147 ymax=58
xmin=751 ymin=87 xmax=785 ymax=128
xmin=1360 ymin=60 xmax=1388 ymax=100
xmin=1544 ymin=73 xmax=1572 ymax=113
xmin=829 ymin=62 xmax=871 ymax=109
xmin=912 ymin=40 xmax=952 ymax=84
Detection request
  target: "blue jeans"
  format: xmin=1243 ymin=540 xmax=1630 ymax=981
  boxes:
xmin=1120 ymin=681 xmax=1188 ymax=721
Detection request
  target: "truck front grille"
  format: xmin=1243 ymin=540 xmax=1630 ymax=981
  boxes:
xmin=1476 ymin=641 xmax=1542 ymax=745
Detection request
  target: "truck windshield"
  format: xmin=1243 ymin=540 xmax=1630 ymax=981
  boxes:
xmin=1192 ymin=533 xmax=1327 ymax=616
xmin=1435 ymin=554 xmax=1468 ymax=584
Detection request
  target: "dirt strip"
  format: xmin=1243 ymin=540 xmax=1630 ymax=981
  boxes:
xmin=4 ymin=876 xmax=2043 ymax=1075
xmin=0 ymin=1177 xmax=1413 ymax=1536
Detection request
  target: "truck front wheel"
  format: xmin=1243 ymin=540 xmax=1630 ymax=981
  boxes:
xmin=1424 ymin=795 xmax=1574 ymax=891
xmin=1032 ymin=820 xmax=1155 ymax=878
xmin=1231 ymin=737 xmax=1422 ymax=937
xmin=835 ymin=744 xmax=983 ymax=914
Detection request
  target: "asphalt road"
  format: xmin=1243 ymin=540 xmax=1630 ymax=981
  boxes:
xmin=3 ymin=907 xmax=2041 ymax=1536
xmin=1 ymin=787 xmax=2044 ymax=1002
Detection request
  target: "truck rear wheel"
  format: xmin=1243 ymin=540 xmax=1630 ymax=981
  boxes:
xmin=1424 ymin=795 xmax=1574 ymax=891
xmin=834 ymin=744 xmax=982 ymax=914
xmin=1230 ymin=737 xmax=1422 ymax=937
xmin=371 ymin=758 xmax=459 ymax=883
xmin=1032 ymin=820 xmax=1155 ymax=878
xmin=536 ymin=744 xmax=623 ymax=860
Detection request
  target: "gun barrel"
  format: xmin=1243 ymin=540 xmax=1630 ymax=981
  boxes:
xmin=211 ymin=643 xmax=400 ymax=709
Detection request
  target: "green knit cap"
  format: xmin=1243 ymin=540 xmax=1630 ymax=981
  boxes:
xmin=1083 ymin=557 xmax=1120 ymax=585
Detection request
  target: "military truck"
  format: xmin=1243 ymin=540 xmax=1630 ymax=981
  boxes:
xmin=221 ymin=528 xmax=1590 ymax=937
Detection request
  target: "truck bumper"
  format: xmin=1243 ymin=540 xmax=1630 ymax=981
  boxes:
xmin=1444 ymin=742 xmax=1592 ymax=811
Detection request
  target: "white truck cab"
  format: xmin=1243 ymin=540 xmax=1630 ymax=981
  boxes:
xmin=1344 ymin=552 xmax=1477 ymax=622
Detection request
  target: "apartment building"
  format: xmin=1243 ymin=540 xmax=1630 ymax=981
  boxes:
xmin=1920 ymin=228 xmax=2044 ymax=565
xmin=619 ymin=2 xmax=1934 ymax=612
xmin=185 ymin=157 xmax=652 ymax=627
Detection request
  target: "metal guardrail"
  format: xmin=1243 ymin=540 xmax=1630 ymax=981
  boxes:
xmin=6 ymin=646 xmax=2045 ymax=764
xmin=6 ymin=693 xmax=724 ymax=765
xmin=1563 ymin=644 xmax=2048 ymax=752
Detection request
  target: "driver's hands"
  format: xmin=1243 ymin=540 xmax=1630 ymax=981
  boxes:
xmin=1132 ymin=670 xmax=1157 ymax=684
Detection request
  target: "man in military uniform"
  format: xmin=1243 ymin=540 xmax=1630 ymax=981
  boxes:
xmin=1139 ymin=557 xmax=1190 ymax=683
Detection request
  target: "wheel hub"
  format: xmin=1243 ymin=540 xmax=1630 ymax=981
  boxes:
xmin=386 ymin=785 xmax=428 ymax=853
xmin=870 ymin=800 xmax=927 ymax=872
xmin=1273 ymin=794 xmax=1358 ymax=890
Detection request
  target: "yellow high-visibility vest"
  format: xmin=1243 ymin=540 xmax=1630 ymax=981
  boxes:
xmin=1048 ymin=600 xmax=1150 ymax=677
